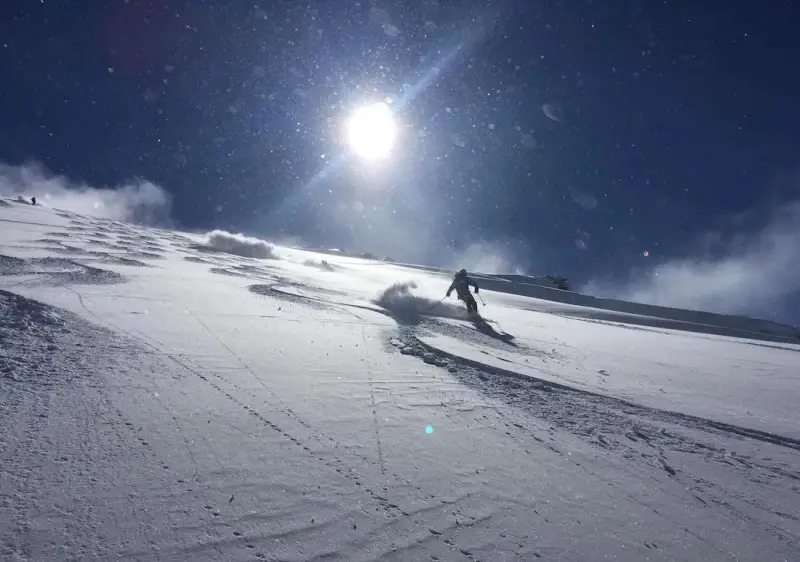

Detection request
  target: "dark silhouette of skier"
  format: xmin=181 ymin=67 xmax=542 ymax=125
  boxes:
xmin=446 ymin=269 xmax=479 ymax=315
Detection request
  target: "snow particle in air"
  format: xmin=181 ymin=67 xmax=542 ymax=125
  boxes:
xmin=542 ymin=103 xmax=563 ymax=122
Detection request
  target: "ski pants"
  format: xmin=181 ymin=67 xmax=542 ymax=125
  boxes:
xmin=459 ymin=293 xmax=478 ymax=314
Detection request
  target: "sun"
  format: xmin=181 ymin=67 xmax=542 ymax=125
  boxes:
xmin=345 ymin=102 xmax=397 ymax=161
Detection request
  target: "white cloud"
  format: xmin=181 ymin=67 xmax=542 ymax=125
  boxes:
xmin=583 ymin=202 xmax=800 ymax=320
xmin=0 ymin=162 xmax=171 ymax=226
xmin=203 ymin=230 xmax=279 ymax=259
xmin=445 ymin=241 xmax=528 ymax=276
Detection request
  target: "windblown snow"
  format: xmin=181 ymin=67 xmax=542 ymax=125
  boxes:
xmin=1 ymin=198 xmax=799 ymax=561
xmin=201 ymin=229 xmax=280 ymax=259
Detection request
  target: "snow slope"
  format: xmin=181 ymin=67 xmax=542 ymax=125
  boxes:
xmin=2 ymin=199 xmax=799 ymax=561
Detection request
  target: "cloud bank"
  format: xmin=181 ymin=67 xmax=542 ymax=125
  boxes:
xmin=0 ymin=162 xmax=171 ymax=226
xmin=583 ymin=202 xmax=800 ymax=321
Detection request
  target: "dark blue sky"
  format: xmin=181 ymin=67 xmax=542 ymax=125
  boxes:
xmin=2 ymin=0 xmax=800 ymax=317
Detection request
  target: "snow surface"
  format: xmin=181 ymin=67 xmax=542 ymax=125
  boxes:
xmin=1 ymin=199 xmax=799 ymax=561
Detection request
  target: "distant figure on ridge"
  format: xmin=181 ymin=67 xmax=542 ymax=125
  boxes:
xmin=30 ymin=196 xmax=36 ymax=206
xmin=446 ymin=269 xmax=479 ymax=316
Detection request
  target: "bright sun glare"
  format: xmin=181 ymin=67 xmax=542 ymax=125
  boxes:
xmin=345 ymin=102 xmax=397 ymax=161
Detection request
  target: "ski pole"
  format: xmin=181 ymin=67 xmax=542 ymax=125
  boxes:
xmin=426 ymin=296 xmax=446 ymax=312
xmin=477 ymin=293 xmax=486 ymax=306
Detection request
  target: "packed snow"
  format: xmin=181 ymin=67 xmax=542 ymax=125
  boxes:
xmin=1 ymin=198 xmax=799 ymax=561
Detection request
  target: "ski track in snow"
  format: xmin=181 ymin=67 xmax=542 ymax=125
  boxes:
xmin=1 ymin=200 xmax=800 ymax=561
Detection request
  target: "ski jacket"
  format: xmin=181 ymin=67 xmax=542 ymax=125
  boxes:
xmin=447 ymin=274 xmax=478 ymax=298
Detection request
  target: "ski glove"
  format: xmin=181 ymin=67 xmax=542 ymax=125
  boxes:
xmin=446 ymin=290 xmax=452 ymax=297
xmin=474 ymin=287 xmax=479 ymax=293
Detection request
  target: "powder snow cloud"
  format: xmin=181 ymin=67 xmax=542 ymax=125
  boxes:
xmin=0 ymin=162 xmax=172 ymax=226
xmin=203 ymin=230 xmax=279 ymax=259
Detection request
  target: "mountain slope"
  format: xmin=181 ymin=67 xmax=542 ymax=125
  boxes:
xmin=2 ymin=199 xmax=799 ymax=561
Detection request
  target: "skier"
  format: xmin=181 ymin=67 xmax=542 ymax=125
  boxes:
xmin=446 ymin=268 xmax=480 ymax=316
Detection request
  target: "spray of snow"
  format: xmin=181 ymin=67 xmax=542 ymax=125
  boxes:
xmin=375 ymin=281 xmax=467 ymax=324
xmin=204 ymin=230 xmax=279 ymax=259
xmin=0 ymin=162 xmax=171 ymax=226
xmin=303 ymin=259 xmax=336 ymax=272
xmin=271 ymin=235 xmax=309 ymax=250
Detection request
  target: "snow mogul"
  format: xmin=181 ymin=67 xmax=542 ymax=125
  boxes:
xmin=445 ymin=269 xmax=480 ymax=315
